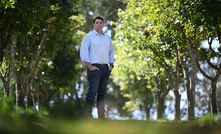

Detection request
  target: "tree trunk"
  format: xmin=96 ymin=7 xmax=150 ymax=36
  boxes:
xmin=0 ymin=42 xmax=12 ymax=97
xmin=4 ymin=84 xmax=9 ymax=97
xmin=154 ymin=75 xmax=162 ymax=119
xmin=173 ymin=68 xmax=181 ymax=120
xmin=11 ymin=35 xmax=24 ymax=106
xmin=1 ymin=78 xmax=10 ymax=97
xmin=156 ymin=91 xmax=162 ymax=119
xmin=183 ymin=64 xmax=195 ymax=120
xmin=38 ymin=86 xmax=58 ymax=108
xmin=210 ymin=82 xmax=217 ymax=114
xmin=189 ymin=49 xmax=196 ymax=120
xmin=26 ymin=82 xmax=33 ymax=108
xmin=167 ymin=61 xmax=181 ymax=120
xmin=174 ymin=90 xmax=181 ymax=120
xmin=16 ymin=82 xmax=24 ymax=106
xmin=34 ymin=81 xmax=41 ymax=109
xmin=178 ymin=42 xmax=195 ymax=120
xmin=177 ymin=23 xmax=196 ymax=120
xmin=0 ymin=43 xmax=7 ymax=66
xmin=70 ymin=82 xmax=82 ymax=109
xmin=144 ymin=104 xmax=152 ymax=120
xmin=28 ymin=81 xmax=37 ymax=111
xmin=152 ymin=73 xmax=169 ymax=119
xmin=4 ymin=81 xmax=10 ymax=97
xmin=0 ymin=34 xmax=10 ymax=66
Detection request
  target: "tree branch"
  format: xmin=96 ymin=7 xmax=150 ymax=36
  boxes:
xmin=25 ymin=15 xmax=53 ymax=81
xmin=149 ymin=45 xmax=170 ymax=69
xmin=192 ymin=44 xmax=218 ymax=70
xmin=213 ymin=16 xmax=221 ymax=53
xmin=195 ymin=50 xmax=213 ymax=80
xmin=103 ymin=1 xmax=116 ymax=21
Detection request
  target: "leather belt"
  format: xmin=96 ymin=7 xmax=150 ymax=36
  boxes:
xmin=92 ymin=63 xmax=108 ymax=67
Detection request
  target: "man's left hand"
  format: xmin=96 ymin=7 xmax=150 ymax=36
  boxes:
xmin=109 ymin=64 xmax=114 ymax=71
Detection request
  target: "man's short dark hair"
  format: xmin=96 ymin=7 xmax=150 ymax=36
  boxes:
xmin=93 ymin=16 xmax=104 ymax=23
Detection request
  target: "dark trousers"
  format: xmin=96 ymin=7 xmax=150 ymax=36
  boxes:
xmin=85 ymin=65 xmax=111 ymax=119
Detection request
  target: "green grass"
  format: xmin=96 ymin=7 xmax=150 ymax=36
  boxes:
xmin=45 ymin=118 xmax=221 ymax=134
xmin=1 ymin=116 xmax=221 ymax=134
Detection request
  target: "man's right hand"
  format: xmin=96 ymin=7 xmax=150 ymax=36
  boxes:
xmin=89 ymin=66 xmax=99 ymax=71
xmin=84 ymin=62 xmax=99 ymax=71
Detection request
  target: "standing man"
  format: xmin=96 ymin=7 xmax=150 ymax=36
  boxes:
xmin=80 ymin=16 xmax=115 ymax=119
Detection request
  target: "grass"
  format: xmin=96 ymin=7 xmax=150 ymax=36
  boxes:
xmin=0 ymin=115 xmax=221 ymax=134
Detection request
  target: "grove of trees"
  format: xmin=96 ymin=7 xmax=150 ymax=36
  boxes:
xmin=0 ymin=0 xmax=221 ymax=122
xmin=112 ymin=0 xmax=221 ymax=121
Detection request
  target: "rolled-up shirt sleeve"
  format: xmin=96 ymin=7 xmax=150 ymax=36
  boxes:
xmin=80 ymin=35 xmax=90 ymax=64
xmin=108 ymin=39 xmax=115 ymax=63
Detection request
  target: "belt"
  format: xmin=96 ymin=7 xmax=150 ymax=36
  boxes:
xmin=92 ymin=63 xmax=108 ymax=67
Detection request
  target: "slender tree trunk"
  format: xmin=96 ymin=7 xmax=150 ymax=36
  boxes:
xmin=34 ymin=81 xmax=41 ymax=109
xmin=154 ymin=75 xmax=162 ymax=119
xmin=16 ymin=82 xmax=24 ymax=106
xmin=0 ymin=43 xmax=12 ymax=97
xmin=167 ymin=62 xmax=181 ymax=120
xmin=28 ymin=81 xmax=37 ymax=112
xmin=26 ymin=82 xmax=33 ymax=108
xmin=4 ymin=81 xmax=10 ymax=97
xmin=160 ymin=97 xmax=165 ymax=117
xmin=178 ymin=23 xmax=196 ymax=120
xmin=210 ymin=82 xmax=217 ymax=114
xmin=189 ymin=49 xmax=196 ymax=120
xmin=174 ymin=90 xmax=181 ymax=120
xmin=178 ymin=43 xmax=195 ymax=120
xmin=145 ymin=108 xmax=150 ymax=120
xmin=183 ymin=62 xmax=195 ymax=120
xmin=0 ymin=35 xmax=10 ymax=66
xmin=173 ymin=67 xmax=181 ymax=120
xmin=70 ymin=82 xmax=82 ymax=109
xmin=11 ymin=35 xmax=24 ymax=106
xmin=0 ymin=43 xmax=7 ymax=66
xmin=156 ymin=93 xmax=162 ymax=119
xmin=153 ymin=73 xmax=169 ymax=119
xmin=144 ymin=104 xmax=152 ymax=120
xmin=1 ymin=78 xmax=10 ymax=97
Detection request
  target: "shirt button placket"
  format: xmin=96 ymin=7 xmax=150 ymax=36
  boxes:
xmin=101 ymin=35 xmax=104 ymax=63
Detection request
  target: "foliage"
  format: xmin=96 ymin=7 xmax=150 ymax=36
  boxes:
xmin=194 ymin=114 xmax=221 ymax=127
xmin=0 ymin=0 xmax=15 ymax=9
xmin=112 ymin=0 xmax=181 ymax=119
xmin=0 ymin=95 xmax=48 ymax=121
xmin=78 ymin=0 xmax=127 ymax=36
xmin=49 ymin=98 xmax=83 ymax=119
xmin=112 ymin=0 xmax=221 ymax=120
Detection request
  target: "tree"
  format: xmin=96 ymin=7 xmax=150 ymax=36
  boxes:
xmin=178 ymin=0 xmax=221 ymax=115
xmin=113 ymin=0 xmax=184 ymax=120
xmin=0 ymin=0 xmax=81 ymax=107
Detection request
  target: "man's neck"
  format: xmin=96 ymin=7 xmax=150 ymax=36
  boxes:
xmin=95 ymin=29 xmax=102 ymax=35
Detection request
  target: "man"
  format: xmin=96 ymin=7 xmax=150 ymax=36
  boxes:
xmin=80 ymin=16 xmax=115 ymax=119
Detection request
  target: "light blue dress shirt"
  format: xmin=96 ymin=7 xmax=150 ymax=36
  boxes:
xmin=80 ymin=29 xmax=115 ymax=64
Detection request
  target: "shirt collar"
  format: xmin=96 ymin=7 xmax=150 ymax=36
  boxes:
xmin=93 ymin=29 xmax=105 ymax=35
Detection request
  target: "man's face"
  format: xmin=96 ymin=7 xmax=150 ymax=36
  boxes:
xmin=93 ymin=19 xmax=104 ymax=31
